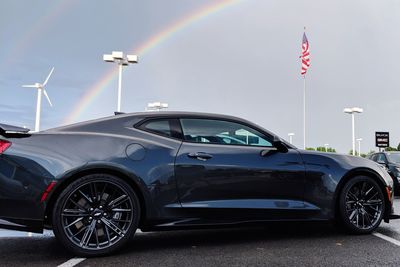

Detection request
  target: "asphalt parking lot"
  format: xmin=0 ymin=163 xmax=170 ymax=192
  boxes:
xmin=1 ymin=199 xmax=400 ymax=267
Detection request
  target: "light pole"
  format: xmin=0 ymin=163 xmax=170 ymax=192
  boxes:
xmin=147 ymin=102 xmax=169 ymax=111
xmin=356 ymin=138 xmax=362 ymax=156
xmin=324 ymin=143 xmax=329 ymax=152
xmin=344 ymin=107 xmax=363 ymax=156
xmin=288 ymin=133 xmax=295 ymax=144
xmin=103 ymin=51 xmax=138 ymax=112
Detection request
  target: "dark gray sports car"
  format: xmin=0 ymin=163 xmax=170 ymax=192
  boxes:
xmin=0 ymin=112 xmax=397 ymax=256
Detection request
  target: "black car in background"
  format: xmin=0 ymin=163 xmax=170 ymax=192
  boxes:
xmin=368 ymin=152 xmax=400 ymax=195
xmin=0 ymin=112 xmax=397 ymax=256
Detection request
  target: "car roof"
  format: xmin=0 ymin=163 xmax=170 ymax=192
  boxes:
xmin=116 ymin=111 xmax=250 ymax=121
xmin=370 ymin=151 xmax=400 ymax=156
xmin=61 ymin=111 xmax=267 ymax=129
xmin=48 ymin=111 xmax=280 ymax=141
xmin=46 ymin=111 xmax=297 ymax=148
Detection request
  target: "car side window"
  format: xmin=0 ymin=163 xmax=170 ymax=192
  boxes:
xmin=376 ymin=153 xmax=386 ymax=163
xmin=180 ymin=118 xmax=273 ymax=147
xmin=139 ymin=119 xmax=173 ymax=138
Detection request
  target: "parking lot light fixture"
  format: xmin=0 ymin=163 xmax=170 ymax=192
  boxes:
xmin=356 ymin=138 xmax=363 ymax=156
xmin=147 ymin=102 xmax=169 ymax=112
xmin=288 ymin=133 xmax=295 ymax=144
xmin=344 ymin=107 xmax=363 ymax=156
xmin=324 ymin=143 xmax=329 ymax=152
xmin=103 ymin=51 xmax=138 ymax=112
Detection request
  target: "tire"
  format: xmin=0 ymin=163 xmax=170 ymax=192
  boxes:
xmin=338 ymin=176 xmax=385 ymax=234
xmin=52 ymin=174 xmax=140 ymax=256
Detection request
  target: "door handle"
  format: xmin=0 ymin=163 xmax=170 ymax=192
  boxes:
xmin=187 ymin=152 xmax=213 ymax=160
xmin=260 ymin=148 xmax=278 ymax=157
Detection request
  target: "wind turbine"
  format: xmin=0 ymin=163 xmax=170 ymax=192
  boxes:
xmin=22 ymin=67 xmax=54 ymax=132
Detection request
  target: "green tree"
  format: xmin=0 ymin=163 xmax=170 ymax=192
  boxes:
xmin=349 ymin=150 xmax=359 ymax=155
xmin=385 ymin=146 xmax=398 ymax=151
xmin=349 ymin=150 xmax=368 ymax=157
xmin=316 ymin=146 xmax=336 ymax=152
xmin=307 ymin=147 xmax=336 ymax=152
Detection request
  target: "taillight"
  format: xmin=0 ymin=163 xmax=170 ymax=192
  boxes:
xmin=0 ymin=140 xmax=11 ymax=154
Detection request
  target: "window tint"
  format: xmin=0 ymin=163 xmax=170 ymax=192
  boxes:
xmin=180 ymin=119 xmax=272 ymax=147
xmin=140 ymin=119 xmax=172 ymax=137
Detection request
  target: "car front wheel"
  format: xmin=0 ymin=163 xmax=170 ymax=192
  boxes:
xmin=52 ymin=174 xmax=140 ymax=256
xmin=339 ymin=176 xmax=385 ymax=234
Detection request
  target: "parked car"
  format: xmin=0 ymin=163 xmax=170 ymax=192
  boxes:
xmin=368 ymin=151 xmax=400 ymax=195
xmin=0 ymin=112 xmax=397 ymax=256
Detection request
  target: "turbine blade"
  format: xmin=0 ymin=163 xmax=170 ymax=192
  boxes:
xmin=43 ymin=90 xmax=53 ymax=107
xmin=43 ymin=67 xmax=54 ymax=86
xmin=22 ymin=85 xmax=37 ymax=88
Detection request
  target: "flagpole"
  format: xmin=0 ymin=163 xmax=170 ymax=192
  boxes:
xmin=303 ymin=74 xmax=306 ymax=149
xmin=301 ymin=26 xmax=308 ymax=150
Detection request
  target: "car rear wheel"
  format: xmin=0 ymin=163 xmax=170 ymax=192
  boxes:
xmin=339 ymin=176 xmax=385 ymax=234
xmin=52 ymin=174 xmax=140 ymax=256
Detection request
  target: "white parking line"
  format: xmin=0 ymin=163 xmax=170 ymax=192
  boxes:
xmin=57 ymin=258 xmax=86 ymax=267
xmin=54 ymin=230 xmax=143 ymax=267
xmin=373 ymin=232 xmax=400 ymax=247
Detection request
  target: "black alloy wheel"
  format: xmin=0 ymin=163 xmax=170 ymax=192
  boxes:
xmin=52 ymin=174 xmax=140 ymax=256
xmin=339 ymin=176 xmax=385 ymax=234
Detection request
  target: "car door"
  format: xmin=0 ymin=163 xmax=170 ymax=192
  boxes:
xmin=174 ymin=118 xmax=307 ymax=221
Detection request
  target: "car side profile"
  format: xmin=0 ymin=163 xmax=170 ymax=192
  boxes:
xmin=0 ymin=112 xmax=397 ymax=256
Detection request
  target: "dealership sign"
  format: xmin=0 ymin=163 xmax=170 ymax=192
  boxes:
xmin=375 ymin=132 xmax=389 ymax=148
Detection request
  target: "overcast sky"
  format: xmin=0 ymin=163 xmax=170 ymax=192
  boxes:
xmin=1 ymin=0 xmax=399 ymax=153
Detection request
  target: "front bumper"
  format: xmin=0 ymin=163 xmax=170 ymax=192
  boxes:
xmin=385 ymin=185 xmax=400 ymax=222
xmin=389 ymin=214 xmax=400 ymax=220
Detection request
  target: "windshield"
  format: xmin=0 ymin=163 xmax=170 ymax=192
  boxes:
xmin=387 ymin=153 xmax=400 ymax=163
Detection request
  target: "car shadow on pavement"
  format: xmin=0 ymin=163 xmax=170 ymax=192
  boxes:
xmin=0 ymin=235 xmax=73 ymax=266
xmin=120 ymin=221 xmax=345 ymax=255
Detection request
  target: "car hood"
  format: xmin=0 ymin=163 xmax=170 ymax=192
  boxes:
xmin=389 ymin=163 xmax=400 ymax=168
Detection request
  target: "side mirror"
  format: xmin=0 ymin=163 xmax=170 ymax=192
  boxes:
xmin=377 ymin=160 xmax=387 ymax=165
xmin=272 ymin=137 xmax=289 ymax=153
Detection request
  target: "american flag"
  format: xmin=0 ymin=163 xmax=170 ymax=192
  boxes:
xmin=301 ymin=32 xmax=310 ymax=75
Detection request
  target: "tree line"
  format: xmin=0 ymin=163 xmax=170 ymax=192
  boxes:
xmin=305 ymin=143 xmax=400 ymax=158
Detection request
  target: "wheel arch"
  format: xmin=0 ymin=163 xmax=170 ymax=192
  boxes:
xmin=333 ymin=167 xmax=391 ymax=222
xmin=43 ymin=165 xmax=148 ymax=229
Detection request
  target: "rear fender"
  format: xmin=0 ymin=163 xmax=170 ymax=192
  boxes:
xmin=43 ymin=162 xmax=150 ymax=227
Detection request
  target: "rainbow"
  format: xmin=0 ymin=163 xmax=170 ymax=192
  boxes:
xmin=63 ymin=0 xmax=241 ymax=124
